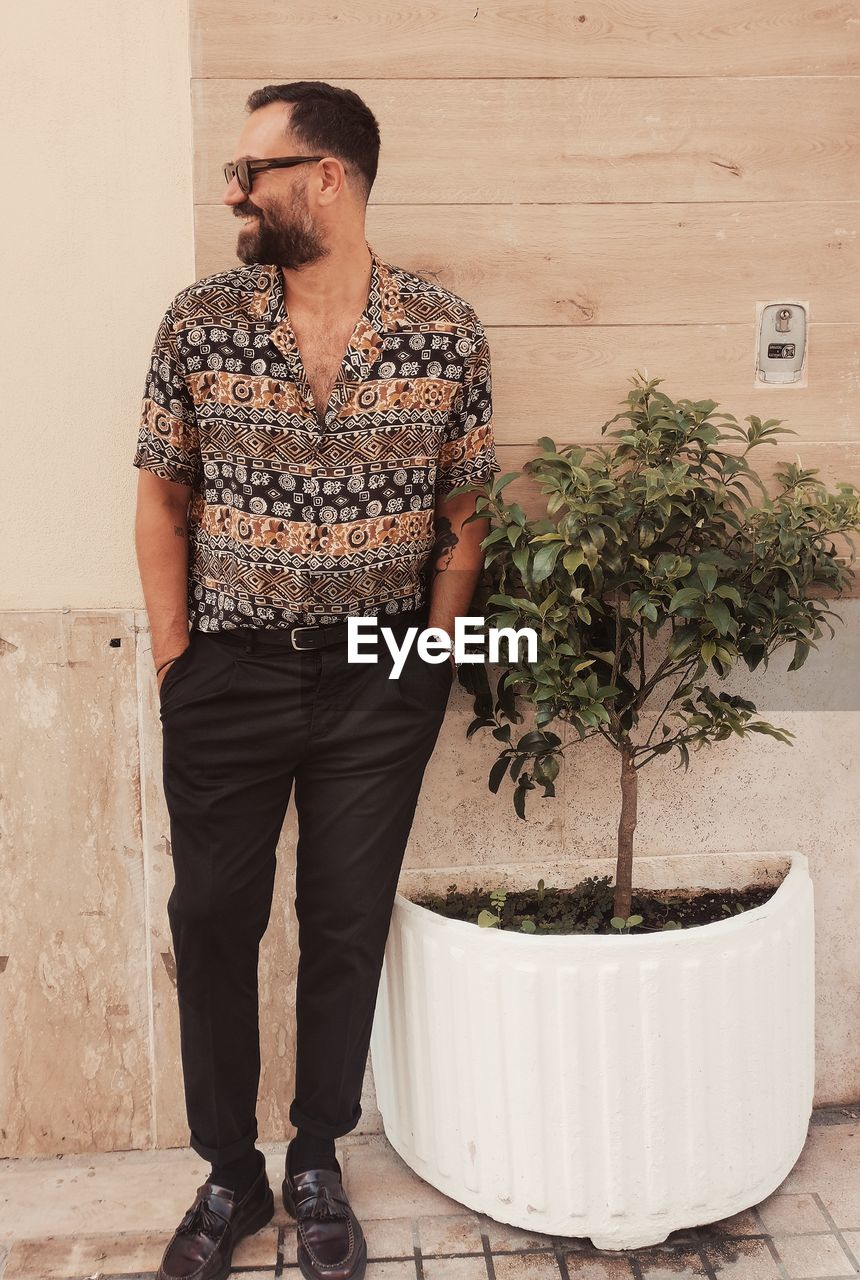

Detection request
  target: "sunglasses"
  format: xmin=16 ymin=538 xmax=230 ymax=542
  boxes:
xmin=223 ymin=155 xmax=325 ymax=195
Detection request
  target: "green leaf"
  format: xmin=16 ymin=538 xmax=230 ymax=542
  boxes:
xmin=713 ymin=583 xmax=743 ymax=605
xmin=517 ymin=730 xmax=554 ymax=752
xmin=788 ymin=641 xmax=810 ymax=671
xmin=668 ymin=627 xmax=698 ymax=659
xmin=488 ymin=755 xmax=510 ymax=794
xmin=563 ymin=548 xmax=585 ymax=573
xmin=703 ymin=599 xmax=731 ymax=635
xmin=587 ymin=649 xmax=617 ymax=665
xmin=698 ymin=563 xmax=718 ymax=593
xmin=512 ymin=545 xmax=530 ymax=577
xmin=535 ymin=754 xmax=560 ymax=783
xmin=533 ymin=541 xmax=563 ymax=583
xmin=481 ymin=527 xmax=510 ymax=548
xmin=477 ymin=910 xmax=500 ymax=928
xmin=668 ymin=587 xmax=702 ymax=611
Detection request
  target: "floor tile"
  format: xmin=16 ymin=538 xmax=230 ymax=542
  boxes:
xmin=478 ymin=1214 xmax=558 ymax=1252
xmin=0 ymin=1115 xmax=855 ymax=1280
xmin=342 ymin=1137 xmax=468 ymax=1221
xmin=417 ymin=1213 xmax=485 ymax=1254
xmin=362 ymin=1215 xmax=417 ymax=1259
xmin=2 ymin=1232 xmax=162 ymax=1279
xmin=771 ymin=1230 xmax=858 ymax=1278
xmin=756 ymin=1192 xmax=834 ymax=1234
xmin=421 ymin=1255 xmax=491 ymax=1279
xmin=697 ymin=1236 xmax=784 ymax=1279
xmin=635 ymin=1250 xmax=708 ymax=1278
xmin=364 ymin=1262 xmax=420 ymax=1279
xmin=842 ymin=1230 xmax=860 ymax=1264
xmin=698 ymin=1206 xmax=764 ymax=1236
xmin=0 ymin=1222 xmax=278 ymax=1279
xmin=557 ymin=1251 xmax=634 ymax=1278
xmin=779 ymin=1126 xmax=860 ymax=1228
xmin=491 ymin=1252 xmax=565 ymax=1277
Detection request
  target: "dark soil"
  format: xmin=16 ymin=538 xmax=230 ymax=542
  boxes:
xmin=410 ymin=872 xmax=783 ymax=935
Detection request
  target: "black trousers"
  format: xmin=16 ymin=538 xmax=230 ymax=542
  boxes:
xmin=158 ymin=603 xmax=452 ymax=1164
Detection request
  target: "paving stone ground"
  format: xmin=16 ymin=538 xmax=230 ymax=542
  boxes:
xmin=0 ymin=1105 xmax=857 ymax=1279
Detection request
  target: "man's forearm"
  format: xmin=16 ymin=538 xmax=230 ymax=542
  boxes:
xmin=134 ymin=499 xmax=191 ymax=668
xmin=426 ymin=491 xmax=490 ymax=652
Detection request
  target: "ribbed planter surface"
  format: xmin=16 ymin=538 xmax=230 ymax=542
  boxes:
xmin=370 ymin=850 xmax=815 ymax=1249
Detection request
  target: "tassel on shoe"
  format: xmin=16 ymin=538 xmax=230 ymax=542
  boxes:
xmin=307 ymin=1185 xmax=350 ymax=1220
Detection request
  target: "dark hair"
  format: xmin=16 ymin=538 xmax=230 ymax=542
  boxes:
xmin=244 ymin=81 xmax=380 ymax=203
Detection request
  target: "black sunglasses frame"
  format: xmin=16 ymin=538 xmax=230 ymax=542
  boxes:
xmin=223 ymin=155 xmax=326 ymax=195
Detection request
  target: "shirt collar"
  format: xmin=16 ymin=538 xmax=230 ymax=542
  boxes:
xmin=247 ymin=242 xmax=408 ymax=381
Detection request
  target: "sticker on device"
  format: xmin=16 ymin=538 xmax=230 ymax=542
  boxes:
xmin=346 ymin=616 xmax=538 ymax=678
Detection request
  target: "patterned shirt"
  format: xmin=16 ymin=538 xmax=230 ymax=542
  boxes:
xmin=133 ymin=242 xmax=501 ymax=631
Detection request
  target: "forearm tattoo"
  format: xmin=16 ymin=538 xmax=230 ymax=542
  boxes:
xmin=427 ymin=513 xmax=459 ymax=586
xmin=173 ymin=524 xmax=187 ymax=538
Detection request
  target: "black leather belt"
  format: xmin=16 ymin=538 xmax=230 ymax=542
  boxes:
xmin=215 ymin=605 xmax=430 ymax=653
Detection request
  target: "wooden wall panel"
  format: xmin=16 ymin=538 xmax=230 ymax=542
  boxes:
xmin=190 ymin=0 xmax=860 ymax=595
xmin=196 ymin=203 xmax=859 ymax=325
xmin=194 ymin=78 xmax=860 ymax=206
xmin=191 ymin=0 xmax=860 ymax=78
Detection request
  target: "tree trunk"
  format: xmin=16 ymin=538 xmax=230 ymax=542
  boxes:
xmin=615 ymin=740 xmax=637 ymax=919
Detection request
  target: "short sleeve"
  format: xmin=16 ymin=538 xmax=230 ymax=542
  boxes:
xmin=436 ymin=312 xmax=502 ymax=495
xmin=133 ymin=304 xmax=201 ymax=486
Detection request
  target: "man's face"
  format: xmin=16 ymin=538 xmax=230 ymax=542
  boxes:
xmin=224 ymin=103 xmax=328 ymax=270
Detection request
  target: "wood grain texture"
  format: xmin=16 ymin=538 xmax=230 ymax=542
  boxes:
xmin=196 ymin=203 xmax=859 ymax=325
xmin=195 ymin=77 xmax=860 ymax=206
xmin=191 ymin=0 xmax=860 ymax=78
xmin=190 ymin=0 xmax=860 ymax=597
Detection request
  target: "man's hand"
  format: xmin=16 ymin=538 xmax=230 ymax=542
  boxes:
xmin=156 ymin=660 xmax=176 ymax=695
xmin=156 ymin=643 xmax=190 ymax=693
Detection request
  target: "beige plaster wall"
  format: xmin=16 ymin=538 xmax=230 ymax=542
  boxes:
xmin=0 ymin=0 xmax=195 ymax=611
xmin=0 ymin=1 xmax=857 ymax=1161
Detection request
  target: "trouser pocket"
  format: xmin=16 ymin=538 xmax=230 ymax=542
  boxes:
xmin=157 ymin=637 xmax=197 ymax=706
xmin=395 ymin=644 xmax=453 ymax=714
xmin=158 ymin=632 xmax=238 ymax=716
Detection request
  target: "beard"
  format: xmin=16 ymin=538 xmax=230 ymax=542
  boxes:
xmin=234 ymin=185 xmax=327 ymax=270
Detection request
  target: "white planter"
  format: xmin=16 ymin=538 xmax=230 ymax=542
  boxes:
xmin=370 ymin=850 xmax=815 ymax=1250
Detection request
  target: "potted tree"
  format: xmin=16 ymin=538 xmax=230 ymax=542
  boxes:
xmin=370 ymin=373 xmax=860 ymax=1249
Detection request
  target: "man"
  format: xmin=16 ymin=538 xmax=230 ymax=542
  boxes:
xmin=134 ymin=80 xmax=500 ymax=1280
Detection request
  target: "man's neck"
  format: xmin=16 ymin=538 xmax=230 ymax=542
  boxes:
xmin=281 ymin=240 xmax=372 ymax=320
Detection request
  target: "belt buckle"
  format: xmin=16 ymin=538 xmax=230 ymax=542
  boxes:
xmin=290 ymin=624 xmax=318 ymax=651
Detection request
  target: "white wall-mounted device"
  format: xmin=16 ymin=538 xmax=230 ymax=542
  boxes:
xmin=755 ymin=301 xmax=808 ymax=385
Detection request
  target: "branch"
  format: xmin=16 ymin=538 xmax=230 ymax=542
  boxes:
xmin=638 ymin=656 xmax=700 ymax=750
xmin=635 ymin=730 xmax=701 ymax=769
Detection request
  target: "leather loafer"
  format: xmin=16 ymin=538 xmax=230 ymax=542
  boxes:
xmin=282 ymin=1138 xmax=367 ymax=1280
xmin=157 ymin=1154 xmax=275 ymax=1280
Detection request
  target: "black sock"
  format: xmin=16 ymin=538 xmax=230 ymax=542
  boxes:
xmin=289 ymin=1128 xmax=338 ymax=1175
xmin=210 ymin=1147 xmax=264 ymax=1200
